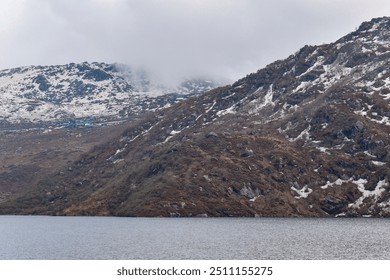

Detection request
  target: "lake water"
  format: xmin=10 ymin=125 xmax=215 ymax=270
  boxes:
xmin=0 ymin=216 xmax=389 ymax=259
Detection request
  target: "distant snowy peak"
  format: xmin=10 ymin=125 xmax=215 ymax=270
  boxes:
xmin=0 ymin=62 xmax=219 ymax=125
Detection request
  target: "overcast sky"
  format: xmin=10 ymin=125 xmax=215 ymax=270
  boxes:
xmin=1 ymin=0 xmax=390 ymax=84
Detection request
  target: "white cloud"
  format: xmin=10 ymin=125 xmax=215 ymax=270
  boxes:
xmin=1 ymin=0 xmax=390 ymax=83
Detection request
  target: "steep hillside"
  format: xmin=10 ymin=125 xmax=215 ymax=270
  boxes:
xmin=0 ymin=122 xmax=129 ymax=204
xmin=2 ymin=17 xmax=390 ymax=217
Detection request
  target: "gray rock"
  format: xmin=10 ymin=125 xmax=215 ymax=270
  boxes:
xmin=240 ymin=149 xmax=254 ymax=157
xmin=355 ymin=120 xmax=364 ymax=131
xmin=240 ymin=185 xmax=255 ymax=199
xmin=196 ymin=213 xmax=208 ymax=218
xmin=206 ymin=132 xmax=218 ymax=138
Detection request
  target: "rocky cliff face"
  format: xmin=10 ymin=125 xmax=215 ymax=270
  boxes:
xmin=1 ymin=17 xmax=390 ymax=217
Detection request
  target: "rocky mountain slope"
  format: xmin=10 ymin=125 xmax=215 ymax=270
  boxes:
xmin=1 ymin=17 xmax=390 ymax=217
xmin=0 ymin=62 xmax=217 ymax=127
xmin=0 ymin=122 xmax=130 ymax=205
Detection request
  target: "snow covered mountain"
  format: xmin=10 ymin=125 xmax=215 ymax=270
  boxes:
xmin=0 ymin=62 xmax=217 ymax=126
xmin=1 ymin=17 xmax=390 ymax=217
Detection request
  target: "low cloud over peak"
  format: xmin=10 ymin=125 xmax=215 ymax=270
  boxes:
xmin=1 ymin=0 xmax=390 ymax=84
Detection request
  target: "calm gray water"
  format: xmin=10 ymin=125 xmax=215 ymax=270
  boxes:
xmin=0 ymin=216 xmax=389 ymax=259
